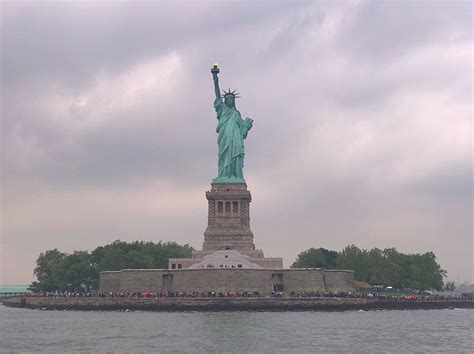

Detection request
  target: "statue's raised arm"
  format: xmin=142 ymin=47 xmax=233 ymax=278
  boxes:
xmin=211 ymin=64 xmax=220 ymax=101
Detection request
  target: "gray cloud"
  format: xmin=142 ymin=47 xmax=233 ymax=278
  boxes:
xmin=1 ymin=0 xmax=472 ymax=285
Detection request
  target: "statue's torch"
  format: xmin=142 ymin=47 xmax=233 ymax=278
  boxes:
xmin=211 ymin=63 xmax=220 ymax=75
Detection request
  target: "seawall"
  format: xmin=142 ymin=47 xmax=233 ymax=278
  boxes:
xmin=3 ymin=297 xmax=473 ymax=312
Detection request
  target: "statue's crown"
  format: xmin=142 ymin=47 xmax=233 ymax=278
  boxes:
xmin=222 ymin=88 xmax=240 ymax=99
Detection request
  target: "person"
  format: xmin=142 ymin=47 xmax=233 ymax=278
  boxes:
xmin=211 ymin=65 xmax=253 ymax=183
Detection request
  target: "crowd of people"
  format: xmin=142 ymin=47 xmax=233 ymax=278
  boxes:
xmin=26 ymin=290 xmax=264 ymax=298
xmin=286 ymin=291 xmax=474 ymax=301
xmin=21 ymin=290 xmax=474 ymax=301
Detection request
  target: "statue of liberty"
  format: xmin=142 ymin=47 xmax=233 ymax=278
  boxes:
xmin=211 ymin=64 xmax=253 ymax=183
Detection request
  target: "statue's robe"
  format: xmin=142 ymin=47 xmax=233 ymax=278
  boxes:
xmin=214 ymin=98 xmax=252 ymax=181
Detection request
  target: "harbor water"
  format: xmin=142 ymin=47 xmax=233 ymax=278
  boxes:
xmin=1 ymin=305 xmax=472 ymax=352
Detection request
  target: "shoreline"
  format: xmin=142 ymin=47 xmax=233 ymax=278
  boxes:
xmin=3 ymin=296 xmax=473 ymax=312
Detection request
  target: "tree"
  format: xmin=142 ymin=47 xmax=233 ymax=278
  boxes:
xmin=405 ymin=252 xmax=446 ymax=291
xmin=31 ymin=240 xmax=193 ymax=291
xmin=291 ymin=247 xmax=338 ymax=268
xmin=292 ymin=245 xmax=447 ymax=291
xmin=444 ymin=281 xmax=456 ymax=292
xmin=336 ymin=245 xmax=372 ymax=282
xmin=54 ymin=251 xmax=96 ymax=291
xmin=31 ymin=249 xmax=66 ymax=291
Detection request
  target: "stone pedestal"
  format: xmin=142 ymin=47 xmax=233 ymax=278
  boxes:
xmin=202 ymin=183 xmax=256 ymax=252
xmin=170 ymin=182 xmax=283 ymax=269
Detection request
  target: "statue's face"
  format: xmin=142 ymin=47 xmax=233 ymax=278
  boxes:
xmin=224 ymin=94 xmax=235 ymax=107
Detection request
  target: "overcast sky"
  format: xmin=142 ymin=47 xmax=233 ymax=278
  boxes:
xmin=1 ymin=0 xmax=472 ymax=285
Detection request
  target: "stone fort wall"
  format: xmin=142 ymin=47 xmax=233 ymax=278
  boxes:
xmin=100 ymin=268 xmax=354 ymax=295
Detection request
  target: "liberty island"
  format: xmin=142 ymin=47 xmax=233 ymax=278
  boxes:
xmin=3 ymin=65 xmax=473 ymax=312
xmin=97 ymin=64 xmax=354 ymax=294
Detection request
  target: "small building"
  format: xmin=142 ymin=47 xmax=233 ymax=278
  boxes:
xmin=0 ymin=285 xmax=30 ymax=299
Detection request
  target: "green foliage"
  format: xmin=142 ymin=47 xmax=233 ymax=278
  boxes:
xmin=31 ymin=240 xmax=193 ymax=291
xmin=292 ymin=244 xmax=446 ymax=291
xmin=54 ymin=251 xmax=97 ymax=291
xmin=31 ymin=249 xmax=67 ymax=292
xmin=291 ymin=248 xmax=338 ymax=268
xmin=443 ymin=281 xmax=456 ymax=292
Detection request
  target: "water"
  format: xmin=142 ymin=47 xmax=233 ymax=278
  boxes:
xmin=1 ymin=305 xmax=472 ymax=353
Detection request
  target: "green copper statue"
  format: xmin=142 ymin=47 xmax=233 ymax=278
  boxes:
xmin=211 ymin=64 xmax=253 ymax=184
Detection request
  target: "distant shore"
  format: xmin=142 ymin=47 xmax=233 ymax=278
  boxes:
xmin=2 ymin=296 xmax=473 ymax=312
